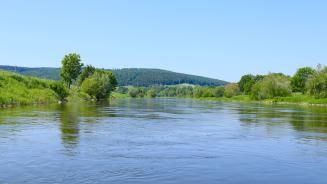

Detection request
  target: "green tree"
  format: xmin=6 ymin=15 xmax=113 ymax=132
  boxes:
xmin=78 ymin=65 xmax=95 ymax=86
xmin=147 ymin=89 xmax=156 ymax=98
xmin=306 ymin=67 xmax=327 ymax=98
xmin=291 ymin=67 xmax=315 ymax=93
xmin=80 ymin=70 xmax=117 ymax=100
xmin=238 ymin=74 xmax=255 ymax=94
xmin=251 ymin=73 xmax=291 ymax=100
xmin=60 ymin=53 xmax=84 ymax=88
xmin=224 ymin=83 xmax=240 ymax=98
xmin=213 ymin=86 xmax=225 ymax=97
xmin=128 ymin=87 xmax=139 ymax=98
xmin=138 ymin=88 xmax=145 ymax=98
xmin=50 ymin=81 xmax=69 ymax=102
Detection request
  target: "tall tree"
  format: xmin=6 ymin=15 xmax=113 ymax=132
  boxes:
xmin=78 ymin=65 xmax=96 ymax=86
xmin=60 ymin=53 xmax=84 ymax=88
xmin=238 ymin=74 xmax=255 ymax=94
xmin=291 ymin=67 xmax=315 ymax=93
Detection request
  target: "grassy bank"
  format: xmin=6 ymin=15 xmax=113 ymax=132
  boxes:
xmin=189 ymin=94 xmax=327 ymax=106
xmin=0 ymin=70 xmax=58 ymax=106
xmin=115 ymin=92 xmax=327 ymax=106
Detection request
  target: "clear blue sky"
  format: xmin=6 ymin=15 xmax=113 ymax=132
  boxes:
xmin=1 ymin=0 xmax=326 ymax=82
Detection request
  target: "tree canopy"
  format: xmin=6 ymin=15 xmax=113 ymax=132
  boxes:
xmin=60 ymin=53 xmax=83 ymax=88
xmin=291 ymin=67 xmax=315 ymax=93
xmin=80 ymin=70 xmax=117 ymax=100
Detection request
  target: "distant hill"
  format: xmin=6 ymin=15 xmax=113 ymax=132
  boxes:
xmin=0 ymin=65 xmax=228 ymax=86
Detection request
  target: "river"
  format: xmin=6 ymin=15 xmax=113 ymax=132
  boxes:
xmin=0 ymin=98 xmax=327 ymax=184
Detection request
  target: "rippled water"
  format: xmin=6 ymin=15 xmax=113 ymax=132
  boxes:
xmin=1 ymin=98 xmax=327 ymax=184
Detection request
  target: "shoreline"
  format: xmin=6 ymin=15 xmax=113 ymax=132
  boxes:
xmin=2 ymin=94 xmax=327 ymax=108
xmin=111 ymin=93 xmax=327 ymax=107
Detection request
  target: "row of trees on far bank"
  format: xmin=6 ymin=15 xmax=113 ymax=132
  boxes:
xmin=53 ymin=53 xmax=117 ymax=102
xmin=238 ymin=65 xmax=327 ymax=100
xmin=118 ymin=65 xmax=327 ymax=100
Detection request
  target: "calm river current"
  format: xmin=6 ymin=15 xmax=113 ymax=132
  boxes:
xmin=1 ymin=98 xmax=327 ymax=184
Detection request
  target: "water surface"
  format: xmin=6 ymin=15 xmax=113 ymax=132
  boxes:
xmin=1 ymin=98 xmax=327 ymax=184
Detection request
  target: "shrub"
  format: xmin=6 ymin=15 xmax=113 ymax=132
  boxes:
xmin=147 ymin=89 xmax=156 ymax=98
xmin=213 ymin=86 xmax=225 ymax=97
xmin=251 ymin=73 xmax=292 ymax=100
xmin=80 ymin=70 xmax=117 ymax=100
xmin=306 ymin=67 xmax=327 ymax=98
xmin=78 ymin=65 xmax=96 ymax=86
xmin=50 ymin=81 xmax=69 ymax=102
xmin=224 ymin=83 xmax=240 ymax=98
xmin=60 ymin=53 xmax=84 ymax=88
xmin=291 ymin=67 xmax=315 ymax=93
xmin=238 ymin=74 xmax=255 ymax=94
xmin=128 ymin=87 xmax=139 ymax=98
xmin=116 ymin=86 xmax=129 ymax=94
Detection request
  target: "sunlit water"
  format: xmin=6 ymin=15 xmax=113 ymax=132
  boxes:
xmin=1 ymin=98 xmax=327 ymax=184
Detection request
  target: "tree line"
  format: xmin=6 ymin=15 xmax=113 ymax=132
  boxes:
xmin=118 ymin=65 xmax=327 ymax=100
xmin=53 ymin=53 xmax=117 ymax=102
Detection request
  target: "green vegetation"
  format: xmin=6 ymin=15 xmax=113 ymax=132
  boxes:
xmin=80 ymin=70 xmax=117 ymax=100
xmin=0 ymin=66 xmax=227 ymax=87
xmin=223 ymin=83 xmax=240 ymax=98
xmin=291 ymin=67 xmax=315 ymax=93
xmin=78 ymin=65 xmax=96 ymax=86
xmin=60 ymin=53 xmax=84 ymax=88
xmin=112 ymin=65 xmax=327 ymax=106
xmin=49 ymin=81 xmax=69 ymax=102
xmin=0 ymin=70 xmax=58 ymax=105
xmin=306 ymin=66 xmax=327 ymax=98
xmin=251 ymin=73 xmax=291 ymax=100
xmin=0 ymin=54 xmax=118 ymax=106
xmin=2 ymin=57 xmax=327 ymax=106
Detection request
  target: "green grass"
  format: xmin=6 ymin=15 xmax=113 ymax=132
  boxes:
xmin=190 ymin=94 xmax=327 ymax=105
xmin=0 ymin=70 xmax=58 ymax=106
xmin=268 ymin=94 xmax=327 ymax=104
xmin=115 ymin=91 xmax=327 ymax=106
xmin=111 ymin=92 xmax=130 ymax=98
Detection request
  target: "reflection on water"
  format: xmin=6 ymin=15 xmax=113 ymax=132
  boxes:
xmin=1 ymin=99 xmax=327 ymax=184
xmin=58 ymin=103 xmax=80 ymax=152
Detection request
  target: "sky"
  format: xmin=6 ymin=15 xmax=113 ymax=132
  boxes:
xmin=0 ymin=0 xmax=326 ymax=82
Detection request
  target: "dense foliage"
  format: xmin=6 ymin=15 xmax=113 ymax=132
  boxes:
xmin=224 ymin=83 xmax=241 ymax=98
xmin=291 ymin=67 xmax=315 ymax=93
xmin=0 ymin=70 xmax=59 ymax=105
xmin=2 ymin=61 xmax=327 ymax=105
xmin=0 ymin=66 xmax=227 ymax=87
xmin=78 ymin=65 xmax=96 ymax=86
xmin=306 ymin=67 xmax=327 ymax=98
xmin=80 ymin=70 xmax=117 ymax=100
xmin=119 ymin=65 xmax=327 ymax=103
xmin=60 ymin=53 xmax=84 ymax=88
xmin=238 ymin=74 xmax=255 ymax=94
xmin=251 ymin=73 xmax=292 ymax=100
xmin=49 ymin=81 xmax=69 ymax=102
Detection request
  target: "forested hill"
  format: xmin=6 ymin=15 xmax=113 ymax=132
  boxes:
xmin=0 ymin=65 xmax=228 ymax=86
xmin=110 ymin=68 xmax=227 ymax=86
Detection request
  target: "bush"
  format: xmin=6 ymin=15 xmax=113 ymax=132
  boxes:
xmin=291 ymin=67 xmax=315 ymax=93
xmin=116 ymin=86 xmax=129 ymax=94
xmin=213 ymin=86 xmax=225 ymax=97
xmin=238 ymin=74 xmax=255 ymax=94
xmin=78 ymin=65 xmax=95 ymax=86
xmin=147 ymin=89 xmax=156 ymax=98
xmin=50 ymin=81 xmax=69 ymax=101
xmin=224 ymin=83 xmax=240 ymax=98
xmin=306 ymin=67 xmax=327 ymax=98
xmin=251 ymin=73 xmax=292 ymax=100
xmin=80 ymin=70 xmax=117 ymax=100
xmin=128 ymin=88 xmax=139 ymax=98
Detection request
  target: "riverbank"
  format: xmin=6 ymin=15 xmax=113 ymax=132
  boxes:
xmin=112 ymin=92 xmax=327 ymax=106
xmin=0 ymin=70 xmax=58 ymax=106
